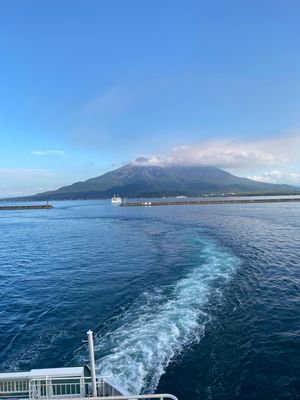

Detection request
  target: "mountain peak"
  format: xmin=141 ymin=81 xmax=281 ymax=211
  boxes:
xmin=22 ymin=164 xmax=300 ymax=200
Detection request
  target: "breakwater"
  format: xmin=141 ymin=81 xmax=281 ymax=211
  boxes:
xmin=0 ymin=205 xmax=53 ymax=210
xmin=121 ymin=198 xmax=300 ymax=207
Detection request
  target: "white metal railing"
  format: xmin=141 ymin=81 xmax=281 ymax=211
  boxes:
xmin=85 ymin=395 xmax=178 ymax=400
xmin=27 ymin=377 xmax=178 ymax=400
xmin=29 ymin=377 xmax=89 ymax=400
xmin=0 ymin=379 xmax=29 ymax=395
xmin=0 ymin=330 xmax=178 ymax=400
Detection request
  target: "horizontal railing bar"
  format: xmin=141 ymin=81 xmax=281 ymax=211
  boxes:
xmin=28 ymin=378 xmax=91 ymax=382
xmin=0 ymin=390 xmax=29 ymax=393
xmin=51 ymin=395 xmax=178 ymax=400
xmin=25 ymin=377 xmax=178 ymax=400
xmin=32 ymin=384 xmax=82 ymax=386
xmin=2 ymin=376 xmax=115 ymax=384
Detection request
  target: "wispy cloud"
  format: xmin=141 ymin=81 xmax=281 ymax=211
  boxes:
xmin=0 ymin=168 xmax=55 ymax=177
xmin=0 ymin=168 xmax=57 ymax=198
xmin=132 ymin=133 xmax=300 ymax=185
xmin=248 ymin=170 xmax=300 ymax=185
xmin=87 ymin=85 xmax=130 ymax=115
xmin=32 ymin=150 xmax=65 ymax=156
xmin=133 ymin=133 xmax=300 ymax=169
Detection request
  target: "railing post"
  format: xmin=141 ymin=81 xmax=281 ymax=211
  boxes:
xmin=80 ymin=377 xmax=85 ymax=398
xmin=87 ymin=330 xmax=97 ymax=397
xmin=38 ymin=381 xmax=41 ymax=400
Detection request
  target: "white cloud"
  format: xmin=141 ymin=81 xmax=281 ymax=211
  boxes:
xmin=168 ymin=142 xmax=282 ymax=168
xmin=32 ymin=150 xmax=65 ymax=156
xmin=248 ymin=170 xmax=300 ymax=185
xmin=132 ymin=132 xmax=300 ymax=185
xmin=133 ymin=132 xmax=300 ymax=168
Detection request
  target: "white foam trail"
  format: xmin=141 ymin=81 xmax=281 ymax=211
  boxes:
xmin=94 ymin=240 xmax=239 ymax=394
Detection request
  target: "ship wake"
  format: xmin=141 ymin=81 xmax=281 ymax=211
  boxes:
xmin=94 ymin=238 xmax=240 ymax=394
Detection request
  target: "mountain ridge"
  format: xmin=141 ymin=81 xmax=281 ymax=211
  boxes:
xmin=5 ymin=163 xmax=300 ymax=200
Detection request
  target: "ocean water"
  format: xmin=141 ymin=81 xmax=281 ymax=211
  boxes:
xmin=0 ymin=200 xmax=299 ymax=399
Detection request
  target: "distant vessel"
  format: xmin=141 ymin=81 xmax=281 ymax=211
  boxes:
xmin=0 ymin=331 xmax=177 ymax=400
xmin=176 ymin=196 xmax=187 ymax=199
xmin=111 ymin=195 xmax=122 ymax=204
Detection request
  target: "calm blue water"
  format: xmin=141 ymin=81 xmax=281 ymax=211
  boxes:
xmin=0 ymin=200 xmax=299 ymax=399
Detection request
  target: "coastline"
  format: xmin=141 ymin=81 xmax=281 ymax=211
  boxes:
xmin=0 ymin=205 xmax=53 ymax=210
xmin=121 ymin=197 xmax=300 ymax=207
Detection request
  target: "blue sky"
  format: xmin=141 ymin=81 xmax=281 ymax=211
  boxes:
xmin=0 ymin=0 xmax=300 ymax=196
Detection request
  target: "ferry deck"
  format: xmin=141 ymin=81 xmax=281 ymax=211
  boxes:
xmin=0 ymin=331 xmax=177 ymax=400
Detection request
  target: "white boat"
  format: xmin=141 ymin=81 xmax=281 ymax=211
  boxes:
xmin=0 ymin=331 xmax=177 ymax=400
xmin=111 ymin=195 xmax=122 ymax=204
